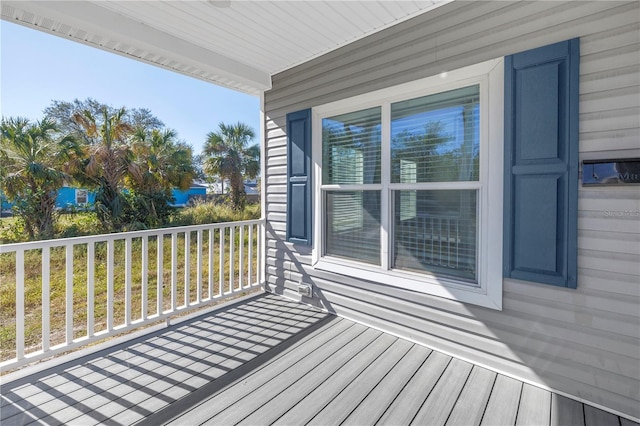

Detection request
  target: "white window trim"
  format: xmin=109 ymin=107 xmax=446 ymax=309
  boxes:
xmin=311 ymin=58 xmax=504 ymax=310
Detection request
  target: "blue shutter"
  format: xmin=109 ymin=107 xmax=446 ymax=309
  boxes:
xmin=286 ymin=109 xmax=312 ymax=245
xmin=504 ymin=39 xmax=579 ymax=288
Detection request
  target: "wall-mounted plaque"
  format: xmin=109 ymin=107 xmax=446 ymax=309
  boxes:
xmin=582 ymin=159 xmax=640 ymax=186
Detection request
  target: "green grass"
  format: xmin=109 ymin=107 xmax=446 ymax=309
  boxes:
xmin=0 ymin=202 xmax=260 ymax=362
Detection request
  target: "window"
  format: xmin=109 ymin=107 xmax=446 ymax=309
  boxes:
xmin=76 ymin=189 xmax=88 ymax=205
xmin=312 ymin=59 xmax=504 ymax=309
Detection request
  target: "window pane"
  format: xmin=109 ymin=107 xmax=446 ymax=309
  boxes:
xmin=325 ymin=190 xmax=381 ymax=265
xmin=391 ymin=85 xmax=479 ymax=183
xmin=394 ymin=190 xmax=477 ymax=282
xmin=323 ymin=107 xmax=381 ymax=185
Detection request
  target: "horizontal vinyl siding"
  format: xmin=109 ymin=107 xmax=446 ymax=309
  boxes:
xmin=263 ymin=1 xmax=640 ymax=420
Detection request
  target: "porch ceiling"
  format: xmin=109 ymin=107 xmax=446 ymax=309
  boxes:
xmin=1 ymin=0 xmax=451 ymax=96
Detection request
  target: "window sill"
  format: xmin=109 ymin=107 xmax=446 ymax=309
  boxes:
xmin=313 ymin=256 xmax=502 ymax=310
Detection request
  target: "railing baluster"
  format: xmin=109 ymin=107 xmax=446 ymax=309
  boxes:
xmin=87 ymin=242 xmax=94 ymax=338
xmin=184 ymin=231 xmax=190 ymax=307
xmin=107 ymin=239 xmax=114 ymax=332
xmin=208 ymin=228 xmax=214 ymax=300
xmin=66 ymin=244 xmax=73 ymax=344
xmin=219 ymin=227 xmax=225 ymax=296
xmin=229 ymin=226 xmax=235 ymax=292
xmin=42 ymin=247 xmax=50 ymax=352
xmin=248 ymin=224 xmax=253 ymax=286
xmin=125 ymin=237 xmax=132 ymax=326
xmin=197 ymin=230 xmax=202 ymax=304
xmin=258 ymin=222 xmax=264 ymax=286
xmin=157 ymin=234 xmax=164 ymax=315
xmin=141 ymin=236 xmax=148 ymax=321
xmin=239 ymin=225 xmax=244 ymax=289
xmin=16 ymin=250 xmax=24 ymax=361
xmin=171 ymin=232 xmax=178 ymax=312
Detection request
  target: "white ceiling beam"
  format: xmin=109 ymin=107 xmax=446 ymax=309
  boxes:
xmin=3 ymin=1 xmax=272 ymax=94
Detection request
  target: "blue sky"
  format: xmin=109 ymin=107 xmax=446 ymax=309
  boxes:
xmin=0 ymin=21 xmax=261 ymax=155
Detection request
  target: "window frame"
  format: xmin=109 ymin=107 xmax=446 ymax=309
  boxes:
xmin=311 ymin=58 xmax=504 ymax=310
xmin=75 ymin=189 xmax=88 ymax=205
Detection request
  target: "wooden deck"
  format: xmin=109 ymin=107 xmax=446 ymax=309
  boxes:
xmin=0 ymin=293 xmax=635 ymax=426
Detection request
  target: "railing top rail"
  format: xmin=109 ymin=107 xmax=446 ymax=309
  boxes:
xmin=0 ymin=218 xmax=265 ymax=253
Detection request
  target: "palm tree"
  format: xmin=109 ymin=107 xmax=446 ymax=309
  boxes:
xmin=0 ymin=117 xmax=81 ymax=239
xmin=129 ymin=128 xmax=196 ymax=226
xmin=72 ymin=107 xmax=135 ymax=230
xmin=203 ymin=122 xmax=259 ymax=210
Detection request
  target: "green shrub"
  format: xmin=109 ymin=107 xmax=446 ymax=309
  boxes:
xmin=169 ymin=200 xmax=260 ymax=227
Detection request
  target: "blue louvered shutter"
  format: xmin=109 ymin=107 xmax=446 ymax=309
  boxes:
xmin=286 ymin=109 xmax=312 ymax=245
xmin=503 ymin=39 xmax=579 ymax=288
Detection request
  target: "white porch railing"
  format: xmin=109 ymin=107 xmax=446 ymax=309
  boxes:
xmin=0 ymin=219 xmax=265 ymax=372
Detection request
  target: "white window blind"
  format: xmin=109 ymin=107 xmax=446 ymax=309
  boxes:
xmin=322 ymin=107 xmax=381 ymax=185
xmin=325 ymin=191 xmax=381 ymax=265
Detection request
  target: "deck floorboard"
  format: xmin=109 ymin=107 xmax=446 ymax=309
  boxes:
xmin=1 ymin=293 xmax=634 ymax=426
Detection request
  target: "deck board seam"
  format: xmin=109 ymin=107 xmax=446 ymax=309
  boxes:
xmin=265 ymin=330 xmax=388 ymax=426
xmin=372 ymin=349 xmax=434 ymax=426
xmin=217 ymin=321 xmax=363 ymax=424
xmin=408 ymin=356 xmax=455 ymax=425
xmin=303 ymin=337 xmax=403 ymax=425
xmin=476 ymin=371 xmax=499 ymax=426
xmin=339 ymin=343 xmax=418 ymax=425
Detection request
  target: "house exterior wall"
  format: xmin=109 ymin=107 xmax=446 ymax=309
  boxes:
xmin=171 ymin=186 xmax=207 ymax=206
xmin=55 ymin=187 xmax=96 ymax=208
xmin=263 ymin=1 xmax=639 ymax=419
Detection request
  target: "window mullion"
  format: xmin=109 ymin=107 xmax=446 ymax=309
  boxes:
xmin=380 ymin=102 xmax=391 ymax=270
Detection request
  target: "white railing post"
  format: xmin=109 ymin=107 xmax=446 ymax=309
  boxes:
xmin=15 ymin=250 xmax=25 ymax=361
xmin=239 ymin=225 xmax=244 ymax=290
xmin=184 ymin=231 xmax=191 ymax=307
xmin=259 ymin=220 xmax=265 ymax=287
xmin=248 ymin=224 xmax=254 ymax=286
xmin=157 ymin=234 xmax=164 ymax=315
xmin=171 ymin=232 xmax=178 ymax=311
xmin=125 ymin=237 xmax=132 ymax=326
xmin=208 ymin=228 xmax=214 ymax=300
xmin=42 ymin=247 xmax=50 ymax=351
xmin=219 ymin=227 xmax=225 ymax=295
xmin=65 ymin=245 xmax=73 ymax=345
xmin=87 ymin=242 xmax=94 ymax=338
xmin=141 ymin=236 xmax=148 ymax=321
xmin=107 ymin=239 xmax=114 ymax=332
xmin=229 ymin=226 xmax=235 ymax=293
xmin=196 ymin=230 xmax=202 ymax=304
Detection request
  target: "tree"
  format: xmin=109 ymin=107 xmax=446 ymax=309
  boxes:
xmin=203 ymin=122 xmax=259 ymax=210
xmin=44 ymin=98 xmax=163 ymax=144
xmin=71 ymin=107 xmax=136 ymax=230
xmin=129 ymin=128 xmax=196 ymax=226
xmin=0 ymin=117 xmax=81 ymax=239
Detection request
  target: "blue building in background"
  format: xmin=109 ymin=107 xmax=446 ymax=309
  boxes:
xmin=55 ymin=187 xmax=96 ymax=209
xmin=1 ymin=185 xmax=207 ymax=213
xmin=170 ymin=184 xmax=207 ymax=207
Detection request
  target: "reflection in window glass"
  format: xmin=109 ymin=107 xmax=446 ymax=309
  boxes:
xmin=394 ymin=190 xmax=477 ymax=282
xmin=391 ymin=85 xmax=480 ymax=183
xmin=326 ymin=191 xmax=381 ymax=265
xmin=323 ymin=107 xmax=381 ymax=185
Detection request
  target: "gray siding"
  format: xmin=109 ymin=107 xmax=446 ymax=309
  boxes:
xmin=263 ymin=1 xmax=640 ymax=420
